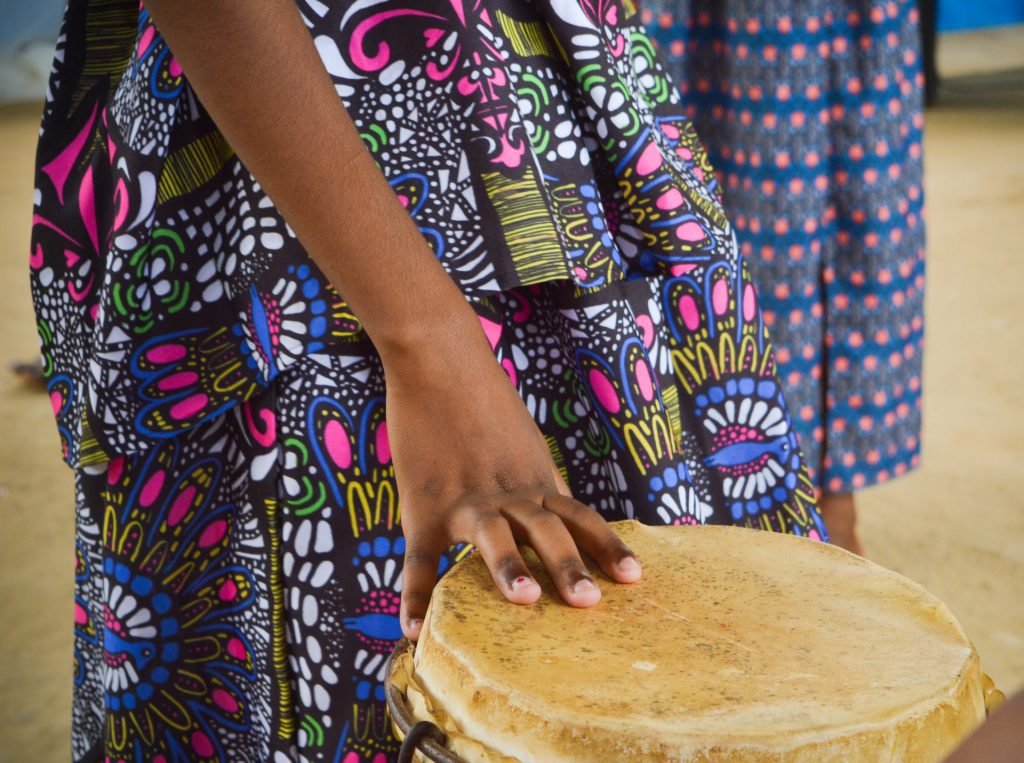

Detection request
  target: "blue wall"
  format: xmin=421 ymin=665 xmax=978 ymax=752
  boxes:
xmin=2 ymin=0 xmax=1023 ymax=47
xmin=938 ymin=0 xmax=1024 ymax=31
xmin=0 ymin=0 xmax=64 ymax=55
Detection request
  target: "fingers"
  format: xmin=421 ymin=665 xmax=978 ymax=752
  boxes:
xmin=400 ymin=489 xmax=640 ymax=637
xmin=541 ymin=494 xmax=643 ymax=584
xmin=400 ymin=532 xmax=443 ymax=641
xmin=503 ymin=501 xmax=602 ymax=608
xmin=458 ymin=508 xmax=542 ymax=605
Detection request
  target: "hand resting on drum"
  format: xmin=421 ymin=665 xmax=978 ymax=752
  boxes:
xmin=382 ymin=317 xmax=643 ymax=641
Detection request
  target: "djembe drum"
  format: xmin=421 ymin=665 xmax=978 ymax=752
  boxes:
xmin=387 ymin=521 xmax=1001 ymax=762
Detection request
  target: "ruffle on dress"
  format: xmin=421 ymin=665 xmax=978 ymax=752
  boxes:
xmin=35 ymin=0 xmax=751 ymax=467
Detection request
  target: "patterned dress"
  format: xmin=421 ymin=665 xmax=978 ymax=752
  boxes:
xmin=32 ymin=0 xmax=825 ymax=760
xmin=646 ymin=0 xmax=926 ymax=493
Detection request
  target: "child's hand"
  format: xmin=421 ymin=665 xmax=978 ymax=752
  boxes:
xmin=381 ymin=317 xmax=642 ymax=640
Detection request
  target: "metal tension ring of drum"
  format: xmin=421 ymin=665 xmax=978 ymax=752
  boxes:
xmin=385 ymin=638 xmax=465 ymax=763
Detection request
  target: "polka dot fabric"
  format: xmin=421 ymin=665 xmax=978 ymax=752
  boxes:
xmin=645 ymin=0 xmax=925 ymax=492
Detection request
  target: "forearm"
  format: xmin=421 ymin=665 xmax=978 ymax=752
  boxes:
xmin=143 ymin=0 xmax=482 ymax=360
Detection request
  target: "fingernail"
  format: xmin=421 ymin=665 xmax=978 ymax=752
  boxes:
xmin=407 ymin=618 xmax=423 ymax=636
xmin=571 ymin=577 xmax=598 ymax=595
xmin=617 ymin=556 xmax=642 ymax=576
xmin=510 ymin=576 xmax=538 ymax=593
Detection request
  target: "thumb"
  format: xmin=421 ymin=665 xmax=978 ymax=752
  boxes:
xmin=400 ymin=530 xmax=442 ymax=641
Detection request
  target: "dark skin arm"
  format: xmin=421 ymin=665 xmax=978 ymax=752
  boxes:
xmin=944 ymin=690 xmax=1024 ymax=763
xmin=143 ymin=0 xmax=642 ymax=639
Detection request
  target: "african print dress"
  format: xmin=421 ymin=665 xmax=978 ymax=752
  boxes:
xmin=646 ymin=0 xmax=926 ymax=493
xmin=31 ymin=0 xmax=824 ymax=760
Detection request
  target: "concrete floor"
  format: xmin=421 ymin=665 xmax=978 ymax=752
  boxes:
xmin=1 ymin=34 xmax=1022 ymax=761
xmin=0 ymin=97 xmax=78 ymax=761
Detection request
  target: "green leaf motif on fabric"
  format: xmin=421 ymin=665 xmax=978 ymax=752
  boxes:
xmin=112 ymin=228 xmax=191 ymax=333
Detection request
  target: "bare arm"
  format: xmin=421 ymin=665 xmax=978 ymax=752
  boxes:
xmin=943 ymin=690 xmax=1024 ymax=763
xmin=144 ymin=0 xmax=642 ymax=638
xmin=143 ymin=0 xmax=473 ymax=357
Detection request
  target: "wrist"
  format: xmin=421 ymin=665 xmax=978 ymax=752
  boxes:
xmin=371 ymin=296 xmax=490 ymax=372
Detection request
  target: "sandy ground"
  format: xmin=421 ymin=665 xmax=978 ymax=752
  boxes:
xmin=1 ymin=35 xmax=1022 ymax=762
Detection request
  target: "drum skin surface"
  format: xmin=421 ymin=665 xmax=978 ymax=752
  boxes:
xmin=402 ymin=522 xmax=986 ymax=762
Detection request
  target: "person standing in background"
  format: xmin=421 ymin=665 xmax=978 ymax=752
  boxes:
xmin=646 ymin=0 xmax=927 ymax=553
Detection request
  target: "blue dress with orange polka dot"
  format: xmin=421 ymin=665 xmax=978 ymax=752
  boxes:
xmin=646 ymin=0 xmax=925 ymax=493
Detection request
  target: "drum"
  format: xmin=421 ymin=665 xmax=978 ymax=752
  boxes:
xmin=386 ymin=521 xmax=1003 ymax=762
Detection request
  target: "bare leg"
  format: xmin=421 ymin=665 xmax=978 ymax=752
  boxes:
xmin=820 ymin=492 xmax=864 ymax=556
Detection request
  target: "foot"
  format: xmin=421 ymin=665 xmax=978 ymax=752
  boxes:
xmin=820 ymin=492 xmax=864 ymax=556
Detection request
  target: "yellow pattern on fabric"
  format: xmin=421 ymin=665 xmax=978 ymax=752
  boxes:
xmin=625 ymin=413 xmax=675 ymax=476
xmin=266 ymin=498 xmax=296 ymax=740
xmin=346 ymin=480 xmax=397 ymax=539
xmin=72 ymin=0 xmax=138 ymax=113
xmin=687 ymin=189 xmax=729 ymax=231
xmin=157 ymin=131 xmax=235 ymax=205
xmin=327 ymin=293 xmax=365 ymax=341
xmin=660 ymin=384 xmax=682 ymax=451
xmin=496 ymin=11 xmax=559 ymax=58
xmin=482 ymin=167 xmax=567 ymax=285
xmin=78 ymin=408 xmax=109 ymax=466
xmin=545 ymin=434 xmax=569 ymax=485
xmin=764 ymin=471 xmax=817 ymax=531
xmin=550 ymin=182 xmax=619 ymax=286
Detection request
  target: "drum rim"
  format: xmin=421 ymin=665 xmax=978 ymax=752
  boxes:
xmin=385 ymin=637 xmax=467 ymax=763
xmin=386 ymin=637 xmax=1007 ymax=762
